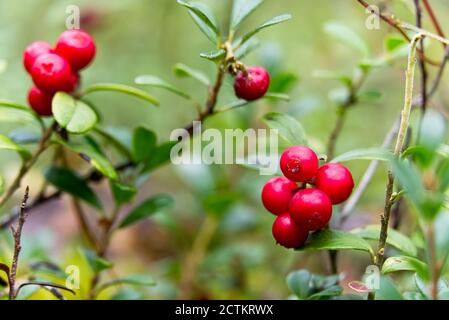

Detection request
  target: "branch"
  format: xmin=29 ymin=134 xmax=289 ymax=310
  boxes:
xmin=422 ymin=0 xmax=446 ymax=45
xmin=8 ymin=186 xmax=30 ymax=300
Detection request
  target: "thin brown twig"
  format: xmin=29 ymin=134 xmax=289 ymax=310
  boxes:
xmin=8 ymin=186 xmax=30 ymax=300
xmin=422 ymin=0 xmax=446 ymax=46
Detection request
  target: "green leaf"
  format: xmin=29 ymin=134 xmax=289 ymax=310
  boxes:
xmin=324 ymin=21 xmax=370 ymax=57
xmin=385 ymin=34 xmax=408 ymax=53
xmin=80 ymin=247 xmax=113 ymax=273
xmin=286 ymin=270 xmax=312 ymax=299
xmin=308 ymin=285 xmax=343 ymax=300
xmin=111 ymin=181 xmax=137 ymax=205
xmin=351 ymin=225 xmax=417 ymax=257
xmin=45 ymin=166 xmax=102 ymax=209
xmin=312 ymin=70 xmax=352 ymax=87
xmin=132 ymin=127 xmax=157 ymax=163
xmin=357 ymin=90 xmax=382 ymax=103
xmin=200 ymin=49 xmax=226 ymax=61
xmin=119 ymin=194 xmax=174 ymax=228
xmin=235 ymin=37 xmax=260 ymax=59
xmin=298 ymin=229 xmax=373 ymax=255
xmin=264 ymin=93 xmax=290 ymax=101
xmin=135 ymin=75 xmax=191 ymax=99
xmin=93 ymin=127 xmax=132 ymax=160
xmin=331 ymin=147 xmax=393 ymax=163
xmin=52 ymin=92 xmax=98 ymax=134
xmin=0 ymin=99 xmax=45 ymax=129
xmin=262 ymin=112 xmax=307 ymax=146
xmin=382 ymin=256 xmax=428 ymax=280
xmin=0 ymin=134 xmax=31 ymax=160
xmin=81 ymin=83 xmax=159 ymax=107
xmin=419 ymin=110 xmax=447 ymax=153
xmin=238 ymin=14 xmax=292 ymax=46
xmin=269 ymin=72 xmax=299 ymax=93
xmin=177 ymin=1 xmax=220 ymax=42
xmin=55 ymin=139 xmax=118 ymax=180
xmin=231 ymin=0 xmax=264 ymax=31
xmin=142 ymin=141 xmax=177 ymax=172
xmin=96 ymin=275 xmax=155 ymax=294
xmin=173 ymin=63 xmax=210 ymax=86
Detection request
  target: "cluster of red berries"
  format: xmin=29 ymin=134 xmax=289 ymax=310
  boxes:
xmin=261 ymin=146 xmax=355 ymax=249
xmin=234 ymin=66 xmax=270 ymax=101
xmin=23 ymin=29 xmax=96 ymax=116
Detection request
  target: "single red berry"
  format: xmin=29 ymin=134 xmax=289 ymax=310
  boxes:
xmin=289 ymin=188 xmax=332 ymax=231
xmin=261 ymin=176 xmax=297 ymax=215
xmin=27 ymin=86 xmax=54 ymax=116
xmin=234 ymin=66 xmax=270 ymax=101
xmin=272 ymin=213 xmax=309 ymax=249
xmin=23 ymin=41 xmax=54 ymax=73
xmin=280 ymin=146 xmax=319 ymax=182
xmin=315 ymin=163 xmax=354 ymax=204
xmin=55 ymin=29 xmax=96 ymax=71
xmin=31 ymin=53 xmax=74 ymax=93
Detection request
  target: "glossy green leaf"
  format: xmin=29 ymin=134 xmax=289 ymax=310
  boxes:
xmin=262 ymin=112 xmax=307 ymax=146
xmin=132 ymin=127 xmax=157 ymax=163
xmin=384 ymin=34 xmax=407 ymax=53
xmin=111 ymin=181 xmax=137 ymax=205
xmin=382 ymin=256 xmax=428 ymax=280
xmin=135 ymin=75 xmax=191 ymax=99
xmin=298 ymin=229 xmax=373 ymax=255
xmin=81 ymin=83 xmax=159 ymax=106
xmin=119 ymin=194 xmax=174 ymax=228
xmin=80 ymin=247 xmax=113 ymax=273
xmin=231 ymin=0 xmax=264 ymax=31
xmin=331 ymin=147 xmax=392 ymax=163
xmin=286 ymin=270 xmax=312 ymax=299
xmin=177 ymin=1 xmax=220 ymax=42
xmin=142 ymin=141 xmax=177 ymax=172
xmin=173 ymin=63 xmax=210 ymax=86
xmin=238 ymin=14 xmax=291 ymax=47
xmin=55 ymin=139 xmax=118 ymax=180
xmin=45 ymin=166 xmax=102 ymax=209
xmin=351 ymin=225 xmax=417 ymax=257
xmin=308 ymin=285 xmax=343 ymax=300
xmin=324 ymin=21 xmax=370 ymax=57
xmin=52 ymin=92 xmax=98 ymax=134
xmin=0 ymin=134 xmax=31 ymax=160
xmin=199 ymin=49 xmax=226 ymax=61
xmin=93 ymin=127 xmax=132 ymax=159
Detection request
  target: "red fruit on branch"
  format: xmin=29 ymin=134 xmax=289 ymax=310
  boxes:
xmin=315 ymin=163 xmax=354 ymax=204
xmin=23 ymin=41 xmax=54 ymax=73
xmin=272 ymin=213 xmax=308 ymax=249
xmin=234 ymin=66 xmax=270 ymax=101
xmin=30 ymin=53 xmax=74 ymax=93
xmin=55 ymin=29 xmax=96 ymax=71
xmin=280 ymin=146 xmax=319 ymax=182
xmin=261 ymin=176 xmax=297 ymax=215
xmin=27 ymin=86 xmax=54 ymax=116
xmin=289 ymin=188 xmax=332 ymax=231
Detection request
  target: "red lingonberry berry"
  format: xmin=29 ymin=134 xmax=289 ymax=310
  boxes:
xmin=315 ymin=163 xmax=354 ymax=204
xmin=31 ymin=53 xmax=74 ymax=93
xmin=289 ymin=188 xmax=332 ymax=231
xmin=261 ymin=176 xmax=297 ymax=215
xmin=234 ymin=66 xmax=270 ymax=101
xmin=280 ymin=146 xmax=319 ymax=182
xmin=23 ymin=41 xmax=54 ymax=73
xmin=55 ymin=29 xmax=96 ymax=71
xmin=272 ymin=213 xmax=308 ymax=249
xmin=27 ymin=86 xmax=54 ymax=116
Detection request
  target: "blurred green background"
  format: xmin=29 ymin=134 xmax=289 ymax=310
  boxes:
xmin=1 ymin=0 xmax=449 ymax=299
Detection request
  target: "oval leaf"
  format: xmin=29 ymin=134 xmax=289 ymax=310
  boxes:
xmin=132 ymin=127 xmax=157 ymax=163
xmin=231 ymin=0 xmax=264 ymax=31
xmin=111 ymin=181 xmax=137 ymax=205
xmin=331 ymin=147 xmax=393 ymax=163
xmin=262 ymin=112 xmax=307 ymax=146
xmin=173 ymin=63 xmax=210 ymax=86
xmin=382 ymin=256 xmax=428 ymax=280
xmin=82 ymin=83 xmax=159 ymax=106
xmin=119 ymin=194 xmax=174 ymax=228
xmin=200 ymin=49 xmax=226 ymax=61
xmin=297 ymin=229 xmax=373 ymax=255
xmin=135 ymin=75 xmax=191 ymax=99
xmin=177 ymin=0 xmax=220 ymax=42
xmin=0 ymin=134 xmax=31 ymax=160
xmin=238 ymin=14 xmax=292 ymax=46
xmin=286 ymin=270 xmax=312 ymax=299
xmin=80 ymin=247 xmax=113 ymax=273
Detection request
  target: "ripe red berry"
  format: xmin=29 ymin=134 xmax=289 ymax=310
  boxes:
xmin=315 ymin=163 xmax=354 ymax=204
xmin=261 ymin=176 xmax=297 ymax=215
xmin=234 ymin=66 xmax=270 ymax=101
xmin=55 ymin=29 xmax=96 ymax=71
xmin=280 ymin=146 xmax=319 ymax=182
xmin=272 ymin=213 xmax=308 ymax=249
xmin=289 ymin=188 xmax=332 ymax=231
xmin=23 ymin=41 xmax=54 ymax=73
xmin=31 ymin=53 xmax=74 ymax=93
xmin=27 ymin=86 xmax=54 ymax=116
